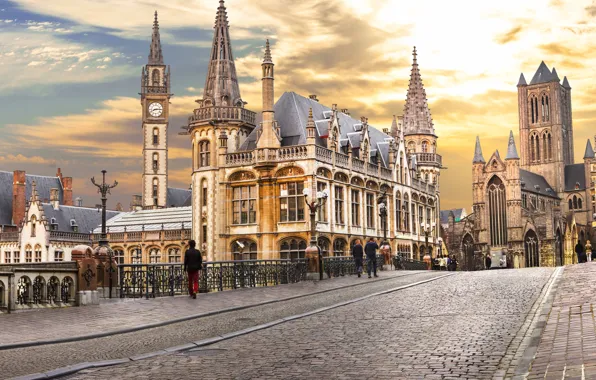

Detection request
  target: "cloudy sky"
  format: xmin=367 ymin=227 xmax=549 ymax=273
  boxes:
xmin=1 ymin=0 xmax=595 ymax=210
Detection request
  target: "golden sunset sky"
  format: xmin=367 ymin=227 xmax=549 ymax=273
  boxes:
xmin=1 ymin=0 xmax=595 ymax=210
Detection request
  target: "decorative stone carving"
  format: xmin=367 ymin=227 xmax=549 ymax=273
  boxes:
xmin=229 ymin=171 xmax=256 ymax=182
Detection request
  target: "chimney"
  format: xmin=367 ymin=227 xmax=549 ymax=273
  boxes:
xmin=12 ymin=170 xmax=26 ymax=226
xmin=131 ymin=195 xmax=143 ymax=211
xmin=50 ymin=188 xmax=60 ymax=210
xmin=309 ymin=95 xmax=319 ymax=102
xmin=56 ymin=168 xmax=63 ymax=181
xmin=383 ymin=128 xmax=389 ymax=134
xmin=75 ymin=197 xmax=83 ymax=207
xmin=62 ymin=176 xmax=73 ymax=206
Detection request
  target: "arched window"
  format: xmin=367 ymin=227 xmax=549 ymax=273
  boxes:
xmin=34 ymin=245 xmax=42 ymax=263
xmin=530 ymin=135 xmax=536 ymax=162
xmin=399 ymin=153 xmax=404 ymax=183
xmin=569 ymin=199 xmax=573 ymax=210
xmin=318 ymin=237 xmax=330 ymax=257
xmin=543 ymin=134 xmax=548 ymax=161
xmin=167 ymin=247 xmax=181 ymax=263
xmin=333 ymin=239 xmax=347 ymax=256
xmin=404 ymin=194 xmax=410 ymax=232
xmin=198 ymin=141 xmax=210 ymax=168
xmin=279 ymin=239 xmax=307 ymax=260
xmin=547 ymin=133 xmax=552 ymax=161
xmin=536 ymin=134 xmax=541 ymax=162
xmin=152 ymin=69 xmax=160 ymax=86
xmin=30 ymin=215 xmax=36 ymax=237
xmin=578 ymin=197 xmax=583 ymax=209
xmin=233 ymin=241 xmax=257 ymax=261
xmin=524 ymin=230 xmax=539 ymax=267
xmin=395 ymin=192 xmax=402 ymax=231
xmin=148 ymin=248 xmax=161 ymax=263
xmin=153 ymin=153 xmax=158 ymax=170
xmin=153 ymin=128 xmax=159 ymax=145
xmin=541 ymin=94 xmax=550 ymax=122
xmin=422 ymin=141 xmax=428 ymax=153
xmin=573 ymin=195 xmax=578 ymax=209
xmin=488 ymin=176 xmax=507 ymax=246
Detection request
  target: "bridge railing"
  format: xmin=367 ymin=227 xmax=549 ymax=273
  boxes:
xmin=392 ymin=256 xmax=428 ymax=270
xmin=323 ymin=254 xmax=385 ymax=278
xmin=118 ymin=259 xmax=308 ymax=298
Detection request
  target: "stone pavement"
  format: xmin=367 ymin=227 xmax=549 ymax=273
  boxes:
xmin=525 ymin=262 xmax=596 ymax=379
xmin=62 ymin=268 xmax=555 ymax=379
xmin=0 ymin=269 xmax=417 ymax=348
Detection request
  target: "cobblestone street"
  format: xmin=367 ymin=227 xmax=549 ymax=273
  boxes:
xmin=52 ymin=267 xmax=555 ymax=380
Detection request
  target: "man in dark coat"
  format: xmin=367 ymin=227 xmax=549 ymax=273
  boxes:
xmin=184 ymin=240 xmax=203 ymax=299
xmin=352 ymin=239 xmax=364 ymax=278
xmin=485 ymin=253 xmax=492 ymax=270
xmin=575 ymin=241 xmax=586 ymax=263
xmin=364 ymin=238 xmax=379 ymax=278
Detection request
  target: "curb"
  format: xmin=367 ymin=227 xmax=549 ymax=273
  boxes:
xmin=0 ymin=270 xmax=425 ymax=351
xmin=10 ymin=272 xmax=454 ymax=380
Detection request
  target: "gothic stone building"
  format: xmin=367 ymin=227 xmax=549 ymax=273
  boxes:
xmin=443 ymin=62 xmax=596 ymax=269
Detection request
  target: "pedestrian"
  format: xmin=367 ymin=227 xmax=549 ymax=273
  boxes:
xmin=485 ymin=253 xmax=492 ymax=270
xmin=575 ymin=241 xmax=584 ymax=263
xmin=352 ymin=239 xmax=364 ymax=278
xmin=364 ymin=237 xmax=379 ymax=279
xmin=586 ymin=240 xmax=593 ymax=262
xmin=449 ymin=255 xmax=458 ymax=271
xmin=184 ymin=240 xmax=202 ymax=299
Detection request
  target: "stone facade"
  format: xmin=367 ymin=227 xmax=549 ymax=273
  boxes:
xmin=443 ymin=62 xmax=596 ymax=268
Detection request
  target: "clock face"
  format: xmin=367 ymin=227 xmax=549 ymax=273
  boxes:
xmin=148 ymin=102 xmax=163 ymax=117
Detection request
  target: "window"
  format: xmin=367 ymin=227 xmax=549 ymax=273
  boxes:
xmin=153 ymin=153 xmax=158 ymax=170
xmin=404 ymin=199 xmax=410 ymax=232
xmin=335 ymin=186 xmax=344 ymax=225
xmin=233 ymin=241 xmax=257 ymax=260
xmin=366 ymin=193 xmax=375 ymax=228
xmin=522 ymin=193 xmax=528 ymax=209
xmin=4 ymin=252 xmax=9 ymax=263
xmin=13 ymin=251 xmax=19 ymax=263
xmin=25 ymin=246 xmax=32 ymax=263
xmin=202 ymin=225 xmax=207 ymax=244
xmin=579 ymin=197 xmax=583 ymax=209
xmin=130 ymin=248 xmax=142 ymax=264
xmin=149 ymin=248 xmax=161 ymax=263
xmin=400 ymin=154 xmax=404 ymax=183
xmin=396 ymin=194 xmax=402 ymax=231
xmin=418 ymin=205 xmax=424 ymax=232
xmin=114 ymin=249 xmax=125 ymax=265
xmin=351 ymin=190 xmax=360 ymax=226
xmin=198 ymin=141 xmax=210 ymax=168
xmin=333 ymin=239 xmax=347 ymax=256
xmin=152 ymin=69 xmax=160 ymax=86
xmin=279 ymin=182 xmax=305 ymax=222
xmin=167 ymin=247 xmax=181 ymax=263
xmin=30 ymin=216 xmax=36 ymax=237
xmin=569 ymin=199 xmax=573 ymax=210
xmin=202 ymin=181 xmax=208 ymax=207
xmin=317 ymin=182 xmax=328 ymax=222
xmin=54 ymin=250 xmax=63 ymax=262
xmin=426 ymin=208 xmax=431 ymax=228
xmin=34 ymin=246 xmax=41 ymax=262
xmin=411 ymin=203 xmax=416 ymax=234
xmin=422 ymin=141 xmax=428 ymax=153
xmin=153 ymin=128 xmax=159 ymax=145
xmin=280 ymin=239 xmax=307 ymax=260
xmin=318 ymin=238 xmax=330 ymax=257
xmin=573 ymin=196 xmax=578 ymax=210
xmin=153 ymin=178 xmax=158 ymax=198
xmin=488 ymin=176 xmax=507 ymax=246
xmin=232 ymin=186 xmax=256 ymax=224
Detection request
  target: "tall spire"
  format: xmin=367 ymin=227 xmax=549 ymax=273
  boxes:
xmin=584 ymin=139 xmax=594 ymax=159
xmin=264 ymin=39 xmax=272 ymax=63
xmin=148 ymin=11 xmax=163 ymax=65
xmin=390 ymin=115 xmax=398 ymax=138
xmin=202 ymin=0 xmax=243 ymax=107
xmin=257 ymin=38 xmax=280 ymax=149
xmin=505 ymin=130 xmax=519 ymax=160
xmin=473 ymin=136 xmax=485 ymax=163
xmin=403 ymin=46 xmax=434 ymax=136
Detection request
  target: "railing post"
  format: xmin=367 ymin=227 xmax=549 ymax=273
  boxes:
xmin=145 ymin=266 xmax=149 ymax=300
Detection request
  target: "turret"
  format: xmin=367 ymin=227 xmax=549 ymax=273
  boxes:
xmin=257 ymin=39 xmax=281 ymax=149
xmin=306 ymin=108 xmax=316 ymax=144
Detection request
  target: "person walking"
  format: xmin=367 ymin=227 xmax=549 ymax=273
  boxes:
xmin=364 ymin=237 xmax=379 ymax=279
xmin=352 ymin=239 xmax=364 ymax=278
xmin=184 ymin=240 xmax=202 ymax=299
xmin=575 ymin=241 xmax=585 ymax=263
xmin=449 ymin=255 xmax=458 ymax=271
xmin=485 ymin=253 xmax=492 ymax=270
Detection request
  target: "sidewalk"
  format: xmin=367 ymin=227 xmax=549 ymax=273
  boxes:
xmin=527 ymin=262 xmax=596 ymax=379
xmin=0 ymin=269 xmax=418 ymax=349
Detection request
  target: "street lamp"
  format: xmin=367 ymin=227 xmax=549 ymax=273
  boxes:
xmin=421 ymin=221 xmax=436 ymax=269
xmin=377 ymin=191 xmax=390 ymax=267
xmin=303 ymin=187 xmax=329 ymax=280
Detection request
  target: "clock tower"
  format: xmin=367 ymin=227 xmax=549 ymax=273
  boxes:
xmin=141 ymin=11 xmax=171 ymax=209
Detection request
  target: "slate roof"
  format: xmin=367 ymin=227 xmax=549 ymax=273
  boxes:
xmin=239 ymin=92 xmax=391 ymax=167
xmin=505 ymin=131 xmax=519 ymax=160
xmin=564 ymin=164 xmax=586 ymax=191
xmin=439 ymin=208 xmax=466 ymax=225
xmin=166 ymin=188 xmax=191 ymax=208
xmin=93 ymin=206 xmax=192 ymax=233
xmin=42 ymin=204 xmax=120 ymax=234
xmin=0 ymin=171 xmax=64 ymax=226
xmin=473 ymin=136 xmax=485 ymax=163
xmin=520 ymin=169 xmax=559 ymax=199
xmin=529 ymin=61 xmax=558 ymax=85
xmin=584 ymin=139 xmax=595 ymax=159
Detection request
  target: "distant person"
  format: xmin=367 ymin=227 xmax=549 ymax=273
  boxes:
xmin=364 ymin=238 xmax=379 ymax=278
xmin=449 ymin=256 xmax=458 ymax=271
xmin=485 ymin=253 xmax=492 ymax=270
xmin=352 ymin=239 xmax=364 ymax=278
xmin=575 ymin=242 xmax=585 ymax=264
xmin=184 ymin=240 xmax=202 ymax=299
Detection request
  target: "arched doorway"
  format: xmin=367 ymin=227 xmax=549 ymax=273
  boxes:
xmin=555 ymin=228 xmax=563 ymax=266
xmin=524 ymin=230 xmax=539 ymax=267
xmin=462 ymin=234 xmax=475 ymax=271
xmin=413 ymin=245 xmax=419 ymax=261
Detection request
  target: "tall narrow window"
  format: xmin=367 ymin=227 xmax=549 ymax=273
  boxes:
xmin=530 ymin=97 xmax=535 ymax=124
xmin=13 ymin=251 xmax=20 ymax=263
xmin=152 ymin=69 xmax=160 ymax=86
xmin=573 ymin=195 xmax=578 ymax=209
xmin=400 ymin=154 xmax=404 ymax=183
xmin=34 ymin=246 xmax=41 ymax=262
xmin=547 ymin=133 xmax=552 ymax=161
xmin=153 ymin=153 xmax=158 ymax=170
xmin=25 ymin=246 xmax=32 ymax=263
xmin=153 ymin=128 xmax=159 ymax=145
xmin=418 ymin=205 xmax=424 ymax=232
xmin=531 ymin=135 xmax=536 ymax=161
xmin=541 ymin=96 xmax=546 ymax=122
xmin=232 ymin=186 xmax=256 ymax=224
xmin=411 ymin=203 xmax=417 ymax=234
xmin=543 ymin=134 xmax=548 ymax=162
xmin=396 ymin=194 xmax=402 ymax=231
xmin=488 ymin=176 xmax=508 ymax=246
xmin=202 ymin=181 xmax=208 ymax=207
xmin=579 ymin=197 xmax=583 ymax=209
xmin=149 ymin=248 xmax=161 ymax=263
xmin=335 ymin=186 xmax=344 ymax=225
xmin=366 ymin=193 xmax=374 ymax=228
xmin=279 ymin=182 xmax=305 ymax=222
xmin=426 ymin=208 xmax=431 ymax=228
xmin=404 ymin=198 xmax=410 ymax=232
xmin=198 ymin=141 xmax=210 ymax=168
xmin=545 ymin=95 xmax=550 ymax=121
xmin=534 ymin=97 xmax=539 ymax=123
xmin=351 ymin=190 xmax=360 ymax=226
xmin=422 ymin=141 xmax=428 ymax=153
xmin=202 ymin=225 xmax=207 ymax=244
xmin=152 ymin=178 xmax=158 ymax=198
xmin=317 ymin=182 xmax=328 ymax=222
xmin=536 ymin=135 xmax=541 ymax=162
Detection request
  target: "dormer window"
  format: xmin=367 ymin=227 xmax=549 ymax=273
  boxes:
xmin=70 ymin=219 xmax=78 ymax=233
xmin=575 ymin=182 xmax=580 ymax=190
xmin=50 ymin=217 xmax=58 ymax=231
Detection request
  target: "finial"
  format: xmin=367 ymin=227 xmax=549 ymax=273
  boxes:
xmin=308 ymin=107 xmax=313 ymax=120
xmin=412 ymin=46 xmax=417 ymax=63
xmin=263 ymin=39 xmax=272 ymax=63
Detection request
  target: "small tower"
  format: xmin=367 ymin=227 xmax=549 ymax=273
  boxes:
xmin=306 ymin=108 xmax=316 ymax=144
xmin=141 ymin=11 xmax=171 ymax=209
xmin=257 ymin=39 xmax=281 ymax=149
xmin=472 ymin=136 xmax=486 ymax=231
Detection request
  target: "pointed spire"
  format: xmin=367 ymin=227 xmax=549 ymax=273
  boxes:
xmin=390 ymin=115 xmax=398 ymax=138
xmin=202 ymin=0 xmax=243 ymax=107
xmin=562 ymin=76 xmax=571 ymax=89
xmin=263 ymin=39 xmax=272 ymax=63
xmin=506 ymin=130 xmax=519 ymax=160
xmin=306 ymin=108 xmax=316 ymax=140
xmin=530 ymin=61 xmax=554 ymax=85
xmin=517 ymin=73 xmax=527 ymax=86
xmin=551 ymin=67 xmax=560 ymax=82
xmin=584 ymin=139 xmax=595 ymax=159
xmin=473 ymin=136 xmax=485 ymax=163
xmin=148 ymin=11 xmax=163 ymax=65
xmin=403 ymin=46 xmax=434 ymax=136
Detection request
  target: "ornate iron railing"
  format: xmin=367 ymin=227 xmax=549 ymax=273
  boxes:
xmin=392 ymin=256 xmax=428 ymax=270
xmin=118 ymin=259 xmax=308 ymax=298
xmin=323 ymin=254 xmax=385 ymax=278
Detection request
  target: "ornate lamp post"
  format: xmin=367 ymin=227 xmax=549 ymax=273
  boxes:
xmin=303 ymin=187 xmax=329 ymax=280
xmin=421 ymin=221 xmax=436 ymax=269
xmin=90 ymin=170 xmax=118 ymax=298
xmin=377 ymin=191 xmax=390 ymax=266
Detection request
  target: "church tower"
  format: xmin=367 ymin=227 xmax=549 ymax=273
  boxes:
xmin=517 ymin=62 xmax=573 ymax=194
xmin=141 ymin=11 xmax=172 ymax=209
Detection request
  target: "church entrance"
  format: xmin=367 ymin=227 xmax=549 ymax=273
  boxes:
xmin=462 ymin=234 xmax=475 ymax=271
xmin=555 ymin=229 xmax=563 ymax=266
xmin=524 ymin=230 xmax=540 ymax=267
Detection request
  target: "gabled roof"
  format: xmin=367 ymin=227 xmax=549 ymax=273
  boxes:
xmin=239 ymin=92 xmax=391 ymax=167
xmin=530 ymin=61 xmax=556 ymax=85
xmin=0 ymin=171 xmax=64 ymax=226
xmin=43 ymin=204 xmax=120 ymax=234
xmin=520 ymin=169 xmax=559 ymax=199
xmin=564 ymin=164 xmax=586 ymax=191
xmin=93 ymin=206 xmax=192 ymax=233
xmin=166 ymin=188 xmax=191 ymax=208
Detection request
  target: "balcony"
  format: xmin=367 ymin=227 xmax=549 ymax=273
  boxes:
xmin=91 ymin=229 xmax=191 ymax=244
xmin=188 ymin=106 xmax=256 ymax=126
xmin=414 ymin=152 xmax=442 ymax=167
xmin=226 ymin=151 xmax=255 ymax=167
xmin=49 ymin=231 xmax=92 ymax=243
xmin=0 ymin=232 xmax=18 ymax=242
